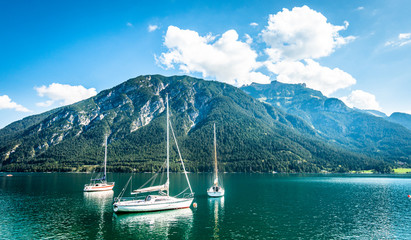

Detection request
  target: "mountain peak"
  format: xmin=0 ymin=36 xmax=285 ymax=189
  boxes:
xmin=1 ymin=75 xmax=410 ymax=173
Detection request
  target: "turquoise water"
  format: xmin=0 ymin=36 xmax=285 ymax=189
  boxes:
xmin=1 ymin=173 xmax=411 ymax=239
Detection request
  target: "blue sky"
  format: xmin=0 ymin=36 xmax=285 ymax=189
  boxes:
xmin=1 ymin=0 xmax=411 ymax=128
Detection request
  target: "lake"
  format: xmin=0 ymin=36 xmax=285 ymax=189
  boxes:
xmin=1 ymin=173 xmax=411 ymax=239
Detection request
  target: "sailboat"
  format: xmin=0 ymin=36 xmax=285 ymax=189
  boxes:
xmin=113 ymin=95 xmax=194 ymax=213
xmin=207 ymin=123 xmax=225 ymax=197
xmin=84 ymin=135 xmax=115 ymax=192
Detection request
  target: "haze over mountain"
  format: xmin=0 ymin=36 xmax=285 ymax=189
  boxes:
xmin=387 ymin=112 xmax=411 ymax=131
xmin=241 ymin=81 xmax=411 ymax=164
xmin=353 ymin=109 xmax=411 ymax=131
xmin=1 ymin=75 xmax=409 ymax=173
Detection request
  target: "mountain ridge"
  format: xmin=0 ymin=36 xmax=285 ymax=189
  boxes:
xmin=241 ymin=81 xmax=411 ymax=164
xmin=1 ymin=75 xmax=407 ymax=173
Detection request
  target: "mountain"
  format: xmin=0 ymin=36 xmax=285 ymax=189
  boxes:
xmin=387 ymin=112 xmax=411 ymax=131
xmin=355 ymin=109 xmax=387 ymax=118
xmin=241 ymin=81 xmax=411 ymax=164
xmin=0 ymin=75 xmax=383 ymax=173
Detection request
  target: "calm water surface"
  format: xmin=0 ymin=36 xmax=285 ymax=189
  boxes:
xmin=1 ymin=173 xmax=411 ymax=239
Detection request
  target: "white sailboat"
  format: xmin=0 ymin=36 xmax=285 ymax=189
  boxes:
xmin=84 ymin=135 xmax=115 ymax=192
xmin=207 ymin=123 xmax=225 ymax=197
xmin=113 ymin=95 xmax=194 ymax=213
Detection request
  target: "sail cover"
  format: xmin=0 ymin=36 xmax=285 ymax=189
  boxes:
xmin=131 ymin=182 xmax=168 ymax=195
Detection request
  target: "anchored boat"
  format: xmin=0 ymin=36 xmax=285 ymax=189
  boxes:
xmin=113 ymin=95 xmax=194 ymax=213
xmin=207 ymin=123 xmax=225 ymax=197
xmin=84 ymin=135 xmax=115 ymax=192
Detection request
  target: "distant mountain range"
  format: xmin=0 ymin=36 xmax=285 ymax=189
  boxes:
xmin=1 ymin=75 xmax=410 ymax=173
xmin=353 ymin=109 xmax=411 ymax=131
xmin=387 ymin=112 xmax=411 ymax=131
xmin=241 ymin=81 xmax=411 ymax=163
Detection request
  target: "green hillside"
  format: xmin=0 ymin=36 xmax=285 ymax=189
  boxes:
xmin=0 ymin=75 xmax=395 ymax=173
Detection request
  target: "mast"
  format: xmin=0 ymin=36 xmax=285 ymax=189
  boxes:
xmin=104 ymin=134 xmax=107 ymax=181
xmin=214 ymin=123 xmax=218 ymax=185
xmin=166 ymin=94 xmax=170 ymax=196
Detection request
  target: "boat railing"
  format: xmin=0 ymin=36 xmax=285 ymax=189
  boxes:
xmin=114 ymin=195 xmax=145 ymax=203
xmin=183 ymin=192 xmax=195 ymax=198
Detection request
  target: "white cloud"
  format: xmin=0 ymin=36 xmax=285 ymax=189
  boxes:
xmin=398 ymin=33 xmax=410 ymax=40
xmin=340 ymin=90 xmax=381 ymax=110
xmin=0 ymin=95 xmax=30 ymax=112
xmin=126 ymin=22 xmax=133 ymax=27
xmin=260 ymin=6 xmax=357 ymax=96
xmin=261 ymin=5 xmax=355 ymax=61
xmin=36 ymin=100 xmax=54 ymax=107
xmin=250 ymin=22 xmax=258 ymax=27
xmin=157 ymin=26 xmax=269 ymax=86
xmin=266 ymin=59 xmax=356 ymax=96
xmin=356 ymin=6 xmax=364 ymax=11
xmin=35 ymin=83 xmax=97 ymax=107
xmin=385 ymin=33 xmax=411 ymax=47
xmin=148 ymin=24 xmax=159 ymax=32
xmin=244 ymin=34 xmax=253 ymax=44
xmin=155 ymin=6 xmax=358 ymax=97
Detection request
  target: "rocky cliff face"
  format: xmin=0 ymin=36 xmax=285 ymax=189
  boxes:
xmin=0 ymin=75 xmax=409 ymax=172
xmin=241 ymin=81 xmax=411 ymax=161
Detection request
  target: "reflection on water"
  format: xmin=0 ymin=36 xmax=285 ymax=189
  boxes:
xmin=83 ymin=190 xmax=114 ymax=205
xmin=113 ymin=208 xmax=193 ymax=239
xmin=83 ymin=190 xmax=114 ymax=239
xmin=208 ymin=197 xmax=224 ymax=239
xmin=1 ymin=173 xmax=411 ymax=239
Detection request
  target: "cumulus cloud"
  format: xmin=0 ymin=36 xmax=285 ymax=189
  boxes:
xmin=157 ymin=26 xmax=269 ymax=86
xmin=340 ymin=90 xmax=381 ymax=110
xmin=0 ymin=95 xmax=30 ymax=112
xmin=148 ymin=24 xmax=159 ymax=32
xmin=244 ymin=34 xmax=253 ymax=44
xmin=260 ymin=6 xmax=356 ymax=96
xmin=261 ymin=5 xmax=355 ymax=61
xmin=266 ymin=59 xmax=356 ymax=96
xmin=356 ymin=6 xmax=364 ymax=11
xmin=156 ymin=6 xmax=359 ymax=98
xmin=250 ymin=22 xmax=258 ymax=27
xmin=385 ymin=33 xmax=411 ymax=47
xmin=35 ymin=83 xmax=97 ymax=107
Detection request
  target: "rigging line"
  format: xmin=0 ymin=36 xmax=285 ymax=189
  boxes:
xmin=159 ymin=160 xmax=166 ymax=187
xmin=116 ymin=176 xmax=132 ymax=202
xmin=149 ymin=172 xmax=158 ymax=187
xmin=174 ymin=186 xmax=189 ymax=198
xmin=137 ymin=160 xmax=167 ymax=189
xmin=169 ymin=121 xmax=193 ymax=195
xmin=139 ymin=171 xmax=160 ymax=189
xmin=155 ymin=160 xmax=166 ymax=185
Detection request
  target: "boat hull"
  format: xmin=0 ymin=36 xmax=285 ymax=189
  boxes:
xmin=84 ymin=183 xmax=115 ymax=192
xmin=207 ymin=190 xmax=225 ymax=197
xmin=113 ymin=197 xmax=193 ymax=213
xmin=207 ymin=187 xmax=225 ymax=197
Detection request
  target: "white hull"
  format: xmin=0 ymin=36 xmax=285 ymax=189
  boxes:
xmin=114 ymin=196 xmax=193 ymax=213
xmin=208 ymin=124 xmax=225 ymax=198
xmin=207 ymin=188 xmax=225 ymax=197
xmin=84 ymin=135 xmax=115 ymax=192
xmin=84 ymin=182 xmax=114 ymax=192
xmin=114 ymin=97 xmax=195 ymax=214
